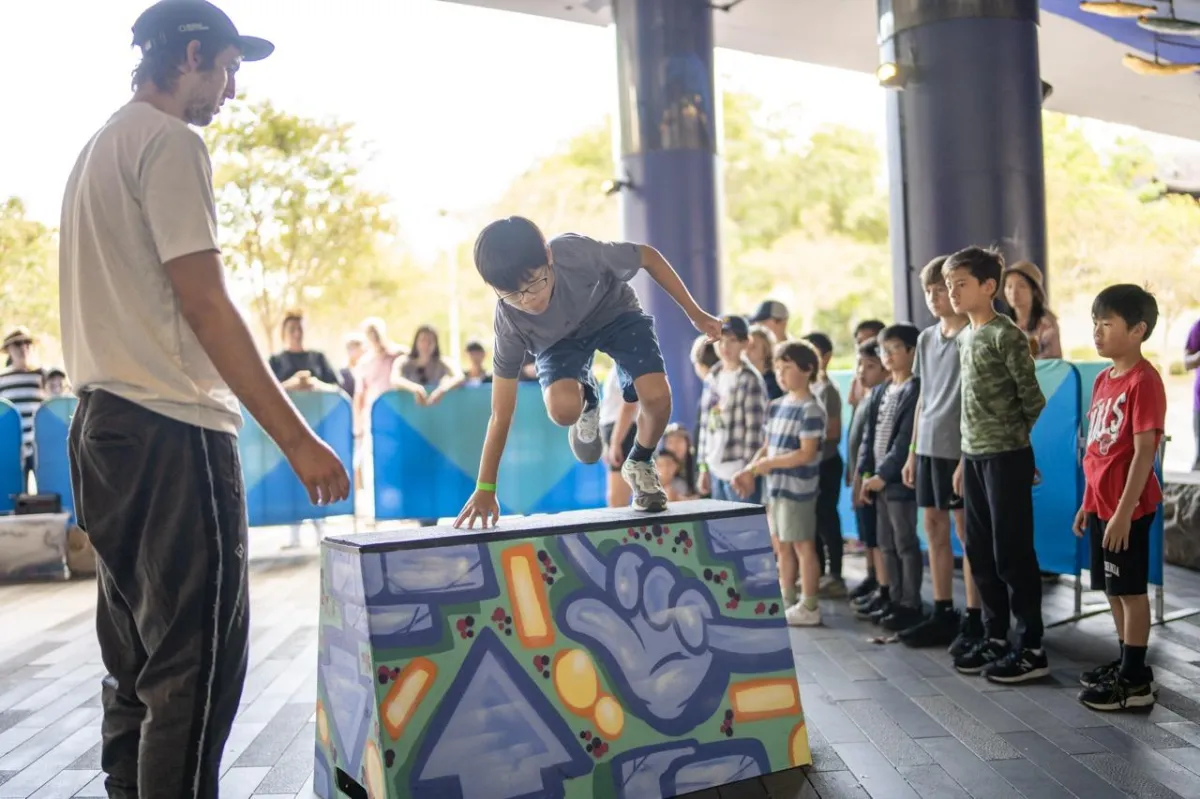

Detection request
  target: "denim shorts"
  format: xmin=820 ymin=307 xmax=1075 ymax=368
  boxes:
xmin=535 ymin=311 xmax=666 ymax=403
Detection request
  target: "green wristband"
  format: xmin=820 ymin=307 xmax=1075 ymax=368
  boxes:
xmin=477 ymin=481 xmax=497 ymax=492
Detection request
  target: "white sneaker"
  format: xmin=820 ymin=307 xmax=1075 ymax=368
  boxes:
xmin=568 ymin=405 xmax=603 ymax=464
xmin=621 ymin=458 xmax=668 ymax=512
xmin=785 ymin=603 xmax=821 ymax=627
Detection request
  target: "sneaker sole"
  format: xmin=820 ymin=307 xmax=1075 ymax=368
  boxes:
xmin=1079 ymin=677 xmax=1160 ymax=695
xmin=954 ymin=663 xmax=993 ymax=675
xmin=984 ymin=665 xmax=1051 ymax=684
xmin=1080 ymin=693 xmax=1157 ymax=712
xmin=568 ymin=421 xmax=603 ymax=464
xmin=787 ymin=618 xmax=822 ymax=627
xmin=631 ymin=494 xmax=668 ymax=513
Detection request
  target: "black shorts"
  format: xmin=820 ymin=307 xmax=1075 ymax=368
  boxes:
xmin=916 ymin=455 xmax=963 ymax=510
xmin=600 ymin=422 xmax=638 ymax=473
xmin=1088 ymin=512 xmax=1153 ymax=596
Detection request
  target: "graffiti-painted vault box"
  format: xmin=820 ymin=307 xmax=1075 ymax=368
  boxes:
xmin=316 ymin=500 xmax=811 ymax=798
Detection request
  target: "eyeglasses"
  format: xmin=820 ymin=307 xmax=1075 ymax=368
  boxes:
xmin=497 ymin=268 xmax=551 ymax=306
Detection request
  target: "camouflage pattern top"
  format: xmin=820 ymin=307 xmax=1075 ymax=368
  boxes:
xmin=958 ymin=313 xmax=1046 ymax=456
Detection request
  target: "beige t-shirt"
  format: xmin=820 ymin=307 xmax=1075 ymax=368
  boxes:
xmin=59 ymin=102 xmax=241 ymax=435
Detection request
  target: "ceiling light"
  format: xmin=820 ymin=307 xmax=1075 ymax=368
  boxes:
xmin=876 ymin=61 xmax=910 ymax=88
xmin=1080 ymin=1 xmax=1157 ymax=17
xmin=1122 ymin=52 xmax=1200 ymax=74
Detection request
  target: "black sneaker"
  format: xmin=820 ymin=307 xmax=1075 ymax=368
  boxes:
xmin=1079 ymin=674 xmax=1156 ymax=711
xmin=854 ymin=596 xmax=891 ymax=621
xmin=983 ymin=647 xmax=1051 ymax=684
xmin=849 ymin=575 xmax=878 ymax=601
xmin=880 ymin=605 xmax=925 ymax=633
xmin=852 ymin=589 xmax=885 ymax=613
xmin=1079 ymin=659 xmax=1120 ymax=688
xmin=954 ymin=638 xmax=1010 ymax=675
xmin=948 ymin=613 xmax=984 ymax=658
xmin=899 ymin=609 xmax=960 ymax=648
xmin=865 ymin=600 xmax=895 ymax=625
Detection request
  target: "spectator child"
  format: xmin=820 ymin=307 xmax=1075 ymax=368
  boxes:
xmin=848 ymin=319 xmax=887 ymax=407
xmin=900 ymin=255 xmax=982 ymax=652
xmin=733 ymin=340 xmax=826 ymax=626
xmin=697 ymin=316 xmax=769 ymax=503
xmin=1074 ymin=284 xmax=1166 ymax=711
xmin=803 ymin=332 xmax=846 ymax=598
xmin=857 ymin=324 xmax=924 ymax=632
xmin=847 ymin=340 xmax=888 ymax=601
xmin=943 ymin=247 xmax=1048 ymax=683
xmin=663 ymin=423 xmax=698 ymax=497
xmin=748 ymin=324 xmax=783 ymax=400
xmin=655 ymin=450 xmax=692 ymax=502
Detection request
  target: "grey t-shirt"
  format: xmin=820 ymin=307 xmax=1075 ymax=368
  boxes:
xmin=812 ymin=379 xmax=842 ymax=461
xmin=913 ymin=322 xmax=964 ymax=460
xmin=492 ymin=234 xmax=643 ymax=379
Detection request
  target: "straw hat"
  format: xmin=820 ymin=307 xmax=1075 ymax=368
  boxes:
xmin=1002 ymin=261 xmax=1046 ymax=301
xmin=2 ymin=327 xmax=33 ymax=349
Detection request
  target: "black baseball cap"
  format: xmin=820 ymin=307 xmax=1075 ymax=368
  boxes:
xmin=132 ymin=0 xmax=275 ymax=62
xmin=749 ymin=300 xmax=789 ymax=323
xmin=721 ymin=315 xmax=750 ymax=340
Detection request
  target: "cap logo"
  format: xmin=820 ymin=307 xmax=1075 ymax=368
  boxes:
xmin=179 ymin=22 xmax=210 ymax=32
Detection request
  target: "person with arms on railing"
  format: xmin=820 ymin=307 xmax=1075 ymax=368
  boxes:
xmin=57 ymin=3 xmax=348 ymax=795
xmin=454 ymin=216 xmax=722 ymax=526
xmin=268 ymin=308 xmax=340 ymax=393
xmin=390 ymin=324 xmax=460 ymax=406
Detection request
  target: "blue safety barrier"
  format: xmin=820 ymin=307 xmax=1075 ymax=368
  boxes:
xmin=33 ymin=396 xmax=78 ymax=522
xmin=371 ymin=384 xmax=606 ymax=520
xmin=0 ymin=398 xmax=23 ymax=513
xmin=240 ymin=391 xmax=355 ymax=527
xmin=1030 ymin=360 xmax=1086 ymax=576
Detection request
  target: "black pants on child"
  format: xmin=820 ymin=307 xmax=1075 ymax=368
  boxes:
xmin=69 ymin=391 xmax=250 ymax=799
xmin=962 ymin=447 xmax=1044 ymax=649
xmin=814 ymin=454 xmax=844 ymax=579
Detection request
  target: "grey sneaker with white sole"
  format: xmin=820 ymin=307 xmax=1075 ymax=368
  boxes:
xmin=621 ymin=458 xmax=668 ymax=512
xmin=568 ymin=404 xmax=603 ymax=464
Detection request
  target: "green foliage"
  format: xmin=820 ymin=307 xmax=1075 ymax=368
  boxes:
xmin=203 ymin=97 xmax=396 ymax=349
xmin=0 ymin=197 xmax=59 ymax=354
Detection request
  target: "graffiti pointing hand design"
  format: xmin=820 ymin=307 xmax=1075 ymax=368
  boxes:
xmin=555 ymin=534 xmax=792 ymax=736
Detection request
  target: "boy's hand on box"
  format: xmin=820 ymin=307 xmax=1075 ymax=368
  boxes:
xmin=1072 ymin=507 xmax=1087 ymax=538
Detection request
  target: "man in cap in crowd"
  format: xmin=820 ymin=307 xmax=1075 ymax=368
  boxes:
xmin=750 ymin=299 xmax=790 ymax=345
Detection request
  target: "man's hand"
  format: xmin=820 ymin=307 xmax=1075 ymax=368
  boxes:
xmin=692 ymin=312 xmax=723 ymax=343
xmin=901 ymin=453 xmax=916 ymax=489
xmin=455 ymin=489 xmax=500 ymax=529
xmin=698 ymin=470 xmax=711 ymax=496
xmin=283 ymin=434 xmax=350 ymax=506
xmin=1103 ymin=514 xmax=1132 ymax=553
xmin=952 ymin=461 xmax=964 ymax=498
xmin=1072 ymin=507 xmax=1088 ymax=538
xmin=859 ymin=475 xmax=884 ymax=505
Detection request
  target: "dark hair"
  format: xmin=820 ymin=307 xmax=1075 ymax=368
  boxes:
xmin=920 ymin=255 xmax=949 ymax=287
xmin=802 ymin=332 xmax=833 ymax=357
xmin=880 ymin=323 xmax=920 ymax=350
xmin=1002 ymin=272 xmax=1049 ymax=334
xmin=774 ymin=340 xmax=820 ymax=376
xmin=854 ymin=319 xmax=885 ymax=338
xmin=131 ymin=36 xmax=220 ymax=92
xmin=1092 ymin=284 xmax=1159 ymax=339
xmin=465 ymin=340 xmax=485 ymax=353
xmin=857 ymin=340 xmax=881 ymax=361
xmin=692 ymin=335 xmax=719 ymax=369
xmin=408 ymin=324 xmax=442 ymax=361
xmin=943 ymin=246 xmax=1003 ymax=294
xmin=281 ymin=308 xmax=304 ymax=332
xmin=473 ymin=216 xmax=548 ymax=292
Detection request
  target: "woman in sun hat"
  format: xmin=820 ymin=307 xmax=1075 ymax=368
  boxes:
xmin=1003 ymin=260 xmax=1062 ymax=359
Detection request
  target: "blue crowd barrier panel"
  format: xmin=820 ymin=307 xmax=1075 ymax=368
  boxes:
xmin=240 ymin=390 xmax=355 ymax=528
xmin=828 ymin=371 xmax=859 ymax=540
xmin=371 ymin=384 xmax=606 ymax=520
xmin=0 ymin=399 xmax=23 ymax=513
xmin=1030 ymin=360 xmax=1085 ymax=577
xmin=33 ymin=396 xmax=79 ymax=522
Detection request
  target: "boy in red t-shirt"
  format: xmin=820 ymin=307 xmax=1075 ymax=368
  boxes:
xmin=1073 ymin=284 xmax=1166 ymax=712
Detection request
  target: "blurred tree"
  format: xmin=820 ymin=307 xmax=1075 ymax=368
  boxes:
xmin=204 ymin=97 xmax=396 ymax=350
xmin=0 ymin=197 xmax=60 ymax=357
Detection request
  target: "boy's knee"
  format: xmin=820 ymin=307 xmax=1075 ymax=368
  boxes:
xmin=634 ymin=375 xmax=672 ymax=416
xmin=545 ymin=382 xmax=583 ymax=427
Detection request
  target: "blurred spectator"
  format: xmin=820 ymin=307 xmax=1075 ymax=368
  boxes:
xmin=462 ymin=340 xmax=493 ymax=386
xmin=690 ymin=334 xmax=719 ymax=381
xmin=655 ymin=449 xmax=692 ymax=501
xmin=354 ymin=317 xmax=402 ymax=433
xmin=1003 ymin=261 xmax=1062 ymax=359
xmin=43 ymin=368 xmax=71 ymax=397
xmin=339 ymin=334 xmax=365 ymax=398
xmin=1186 ymin=315 xmax=1200 ymax=470
xmin=269 ymin=309 xmax=339 ymax=392
xmin=748 ymin=324 xmax=783 ymax=400
xmin=599 ymin=368 xmax=637 ymax=507
xmin=849 ymin=319 xmax=887 ymax=407
xmin=750 ymin=299 xmax=790 ymax=344
xmin=0 ymin=327 xmax=46 ymax=487
xmin=391 ymin=324 xmax=460 ymax=406
xmin=662 ymin=423 xmax=698 ymax=497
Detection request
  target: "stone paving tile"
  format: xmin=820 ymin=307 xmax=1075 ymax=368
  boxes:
xmin=916 ymin=736 xmax=1024 ymax=799
xmin=838 ymin=699 xmax=933 ymax=768
xmin=1001 ymin=730 xmax=1131 ymax=799
xmin=896 ymin=763 xmax=970 ymax=799
xmin=910 ymin=695 xmax=1022 ymax=761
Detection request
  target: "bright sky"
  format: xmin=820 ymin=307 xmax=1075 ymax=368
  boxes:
xmin=0 ymin=0 xmax=886 ymax=252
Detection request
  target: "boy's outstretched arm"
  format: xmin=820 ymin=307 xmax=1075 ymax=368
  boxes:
xmin=639 ymin=245 xmax=722 ymax=341
xmin=455 ymin=376 xmax=519 ymax=529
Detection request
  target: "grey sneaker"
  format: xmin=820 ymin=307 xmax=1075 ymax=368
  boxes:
xmin=568 ymin=404 xmax=603 ymax=464
xmin=621 ymin=458 xmax=668 ymax=512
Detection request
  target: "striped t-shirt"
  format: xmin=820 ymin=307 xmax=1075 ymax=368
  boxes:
xmin=0 ymin=368 xmax=45 ymax=460
xmin=873 ymin=383 xmax=905 ymax=465
xmin=764 ymin=394 xmax=825 ymax=501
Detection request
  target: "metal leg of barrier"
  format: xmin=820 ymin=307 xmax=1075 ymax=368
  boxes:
xmin=1045 ymin=573 xmax=1113 ymax=629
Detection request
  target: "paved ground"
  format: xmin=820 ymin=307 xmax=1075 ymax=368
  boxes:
xmin=2 ymin=525 xmax=1200 ymax=798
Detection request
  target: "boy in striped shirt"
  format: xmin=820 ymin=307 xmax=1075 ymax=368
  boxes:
xmin=734 ymin=340 xmax=826 ymax=627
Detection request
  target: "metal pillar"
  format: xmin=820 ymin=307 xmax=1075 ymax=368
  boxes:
xmin=613 ymin=0 xmax=720 ymax=424
xmin=879 ymin=0 xmax=1048 ymax=327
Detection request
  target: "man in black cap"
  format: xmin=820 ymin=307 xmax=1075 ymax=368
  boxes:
xmin=58 ymin=3 xmax=347 ymax=796
xmin=750 ymin=299 xmax=790 ymax=345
